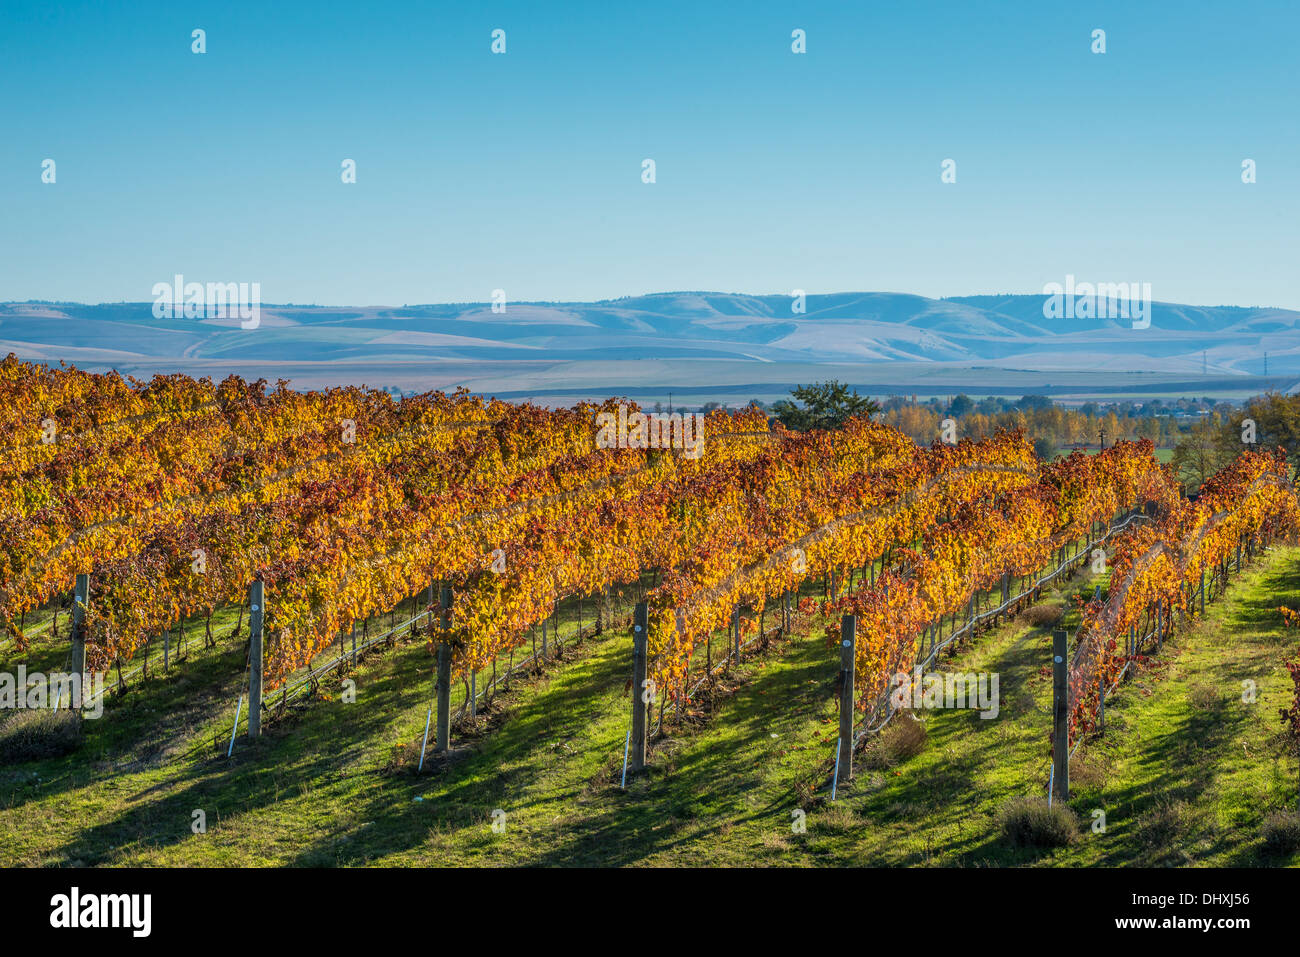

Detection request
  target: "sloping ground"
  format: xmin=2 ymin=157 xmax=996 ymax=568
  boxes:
xmin=1061 ymin=548 xmax=1300 ymax=866
xmin=0 ymin=585 xmax=840 ymax=866
xmin=1 ymin=548 xmax=1296 ymax=866
xmin=820 ymin=545 xmax=1300 ymax=867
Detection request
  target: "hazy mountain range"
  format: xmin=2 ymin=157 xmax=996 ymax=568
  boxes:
xmin=3 ymin=293 xmax=1297 ymax=405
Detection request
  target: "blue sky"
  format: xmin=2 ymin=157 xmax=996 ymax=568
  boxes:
xmin=2 ymin=0 xmax=1297 ymax=308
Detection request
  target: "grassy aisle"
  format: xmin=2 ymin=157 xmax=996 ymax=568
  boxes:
xmin=1061 ymin=546 xmax=1300 ymax=866
xmin=812 ymin=545 xmax=1300 ymax=866
xmin=2 ymin=548 xmax=1296 ymax=866
xmin=0 ymin=579 xmax=871 ymax=865
xmin=0 ymin=593 xmax=639 ymax=865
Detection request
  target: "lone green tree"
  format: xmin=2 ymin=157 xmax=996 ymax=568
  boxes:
xmin=1170 ymin=414 xmax=1231 ymax=489
xmin=771 ymin=380 xmax=880 ymax=431
xmin=1236 ymin=393 xmax=1300 ymax=477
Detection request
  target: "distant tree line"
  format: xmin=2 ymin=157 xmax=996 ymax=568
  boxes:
xmin=750 ymin=382 xmax=1300 ymax=491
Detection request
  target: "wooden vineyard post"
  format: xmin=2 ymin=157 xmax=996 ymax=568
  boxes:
xmin=436 ymin=585 xmax=452 ymax=752
xmin=1156 ymin=601 xmax=1163 ymax=652
xmin=351 ymin=620 xmax=357 ymax=668
xmin=1098 ymin=670 xmax=1105 ymax=736
xmin=630 ymin=602 xmax=648 ymax=772
xmin=838 ymin=616 xmax=856 ymax=783
xmin=70 ymin=573 xmax=89 ymax=709
xmin=435 ymin=644 xmax=451 ymax=751
xmin=248 ymin=580 xmax=264 ymax=739
xmin=1051 ymin=628 xmax=1069 ymax=802
xmin=1200 ymin=569 xmax=1206 ymax=616
xmin=732 ymin=606 xmax=741 ymax=665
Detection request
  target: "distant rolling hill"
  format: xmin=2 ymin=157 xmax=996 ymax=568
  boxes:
xmin=2 ymin=293 xmax=1297 ymax=405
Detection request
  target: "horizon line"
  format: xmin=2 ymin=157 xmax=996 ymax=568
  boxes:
xmin=3 ymin=291 xmax=1297 ymax=312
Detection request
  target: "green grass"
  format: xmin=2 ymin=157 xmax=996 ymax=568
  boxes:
xmin=1061 ymin=446 xmax=1175 ymax=463
xmin=2 ymin=547 xmax=1297 ymax=866
xmin=818 ymin=545 xmax=1300 ymax=866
